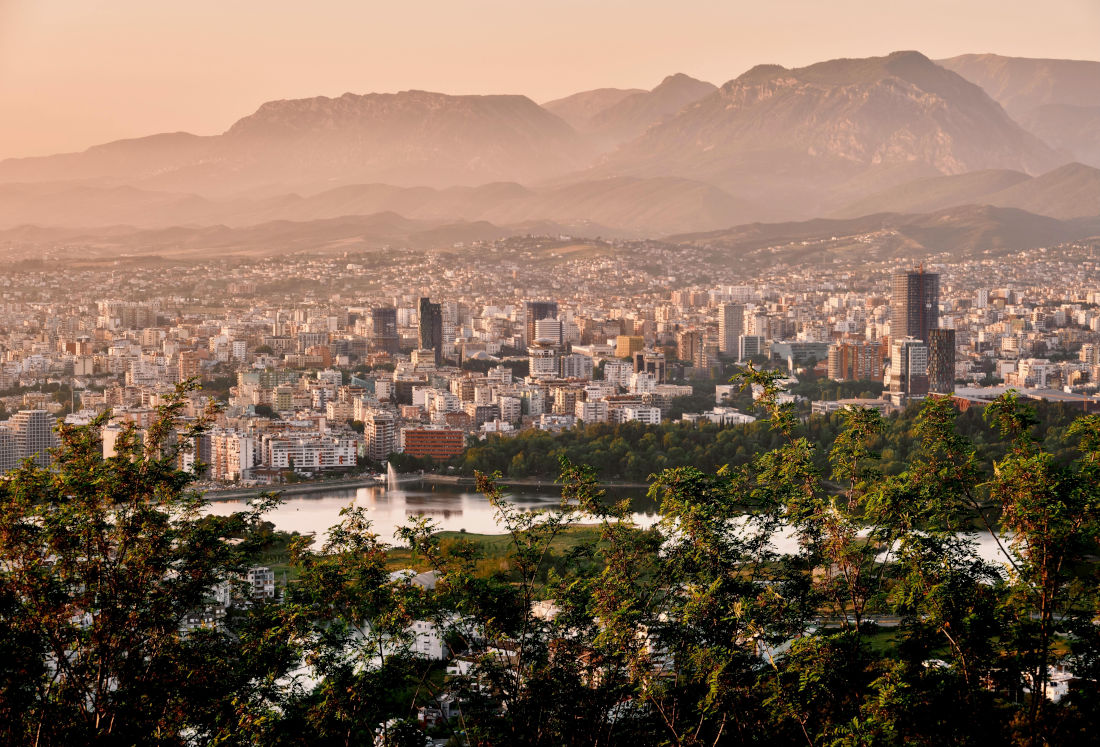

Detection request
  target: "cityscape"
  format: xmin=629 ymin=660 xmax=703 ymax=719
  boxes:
xmin=2 ymin=2 xmax=1100 ymax=745
xmin=3 ymin=237 xmax=1100 ymax=480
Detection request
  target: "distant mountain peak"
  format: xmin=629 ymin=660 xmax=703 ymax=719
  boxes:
xmin=732 ymin=64 xmax=787 ymax=84
xmin=599 ymin=51 xmax=1061 ymax=217
xmin=656 ymin=72 xmax=708 ymax=88
xmin=886 ymin=49 xmax=931 ymax=62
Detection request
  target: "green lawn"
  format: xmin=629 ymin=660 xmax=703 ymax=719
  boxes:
xmin=385 ymin=524 xmax=608 ymax=573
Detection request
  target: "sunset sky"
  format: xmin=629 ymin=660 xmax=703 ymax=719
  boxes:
xmin=1 ymin=0 xmax=1098 ymax=160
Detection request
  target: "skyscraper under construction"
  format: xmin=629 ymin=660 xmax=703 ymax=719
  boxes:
xmin=891 ymin=268 xmax=939 ymax=343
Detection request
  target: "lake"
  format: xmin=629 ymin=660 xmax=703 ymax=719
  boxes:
xmin=202 ymin=479 xmax=1016 ymax=568
xmin=203 ymin=480 xmax=660 ymax=543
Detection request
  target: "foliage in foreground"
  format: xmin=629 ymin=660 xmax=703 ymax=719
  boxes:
xmin=1 ymin=376 xmax=1100 ymax=745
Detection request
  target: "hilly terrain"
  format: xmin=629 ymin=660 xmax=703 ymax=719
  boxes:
xmin=542 ymin=88 xmax=645 ymax=131
xmin=0 ymin=91 xmax=590 ymax=195
xmin=835 ymin=162 xmax=1100 ymax=219
xmin=595 ymin=51 xmax=1060 ymax=217
xmin=939 ymin=54 xmax=1100 ymax=167
xmin=569 ymin=74 xmax=717 ymax=151
xmin=544 ymin=75 xmax=716 ymax=152
xmin=0 ymin=213 xmax=527 ymax=261
xmin=0 ymin=176 xmax=753 ymax=236
xmin=0 ymin=50 xmax=1093 ymax=248
xmin=671 ymin=205 xmax=1100 ymax=265
xmin=2 ymin=204 xmax=1095 ymax=266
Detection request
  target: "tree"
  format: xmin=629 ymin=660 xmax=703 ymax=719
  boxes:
xmin=5 ymin=377 xmax=1100 ymax=745
xmin=985 ymin=394 xmax=1100 ymax=745
xmin=0 ymin=382 xmax=296 ymax=745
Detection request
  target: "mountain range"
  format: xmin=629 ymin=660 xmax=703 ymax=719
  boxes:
xmin=938 ymin=54 xmax=1100 ymax=167
xmin=0 ymin=50 xmax=1096 ymax=254
xmin=545 ymin=74 xmax=717 ymax=152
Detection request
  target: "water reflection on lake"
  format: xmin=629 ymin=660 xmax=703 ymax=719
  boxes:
xmin=203 ymin=481 xmax=659 ymax=544
xmin=203 ymin=480 xmax=1015 ymax=568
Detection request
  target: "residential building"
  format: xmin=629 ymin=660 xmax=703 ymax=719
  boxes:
xmin=719 ymin=303 xmax=744 ymax=356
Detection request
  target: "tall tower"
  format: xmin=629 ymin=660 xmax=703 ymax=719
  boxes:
xmin=891 ymin=268 xmax=940 ymax=342
xmin=364 ymin=410 xmax=396 ymax=462
xmin=418 ymin=297 xmax=443 ymax=365
xmin=525 ymin=301 xmax=559 ymax=345
xmin=886 ymin=338 xmax=929 ymax=405
xmin=718 ymin=303 xmax=744 ymax=357
xmin=9 ymin=410 xmax=57 ymax=468
xmin=927 ymin=328 xmax=956 ymax=395
xmin=0 ymin=425 xmax=18 ymax=474
xmin=371 ymin=306 xmax=399 ymax=354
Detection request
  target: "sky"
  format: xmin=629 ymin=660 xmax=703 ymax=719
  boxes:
xmin=1 ymin=0 xmax=1098 ymax=160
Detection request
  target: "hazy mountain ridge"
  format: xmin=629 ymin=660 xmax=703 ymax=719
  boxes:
xmin=0 ymin=50 xmax=1094 ymax=247
xmin=835 ymin=162 xmax=1100 ymax=219
xmin=0 ymin=176 xmax=752 ymax=236
xmin=0 ymin=91 xmax=592 ymax=194
xmin=937 ymin=54 xmax=1100 ymax=117
xmin=0 ymin=213 xmax=519 ymax=259
xmin=595 ymin=51 xmax=1060 ymax=216
xmin=3 ymin=204 xmax=1094 ymax=264
xmin=542 ymin=88 xmax=645 ymax=130
xmin=938 ymin=54 xmax=1100 ymax=167
xmin=581 ymin=74 xmax=717 ymax=148
xmin=670 ymin=204 xmax=1100 ymax=260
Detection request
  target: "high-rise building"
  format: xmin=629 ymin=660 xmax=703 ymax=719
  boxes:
xmin=178 ymin=350 xmax=203 ymax=383
xmin=0 ymin=425 xmax=18 ymax=473
xmin=827 ymin=340 xmax=884 ymax=381
xmin=418 ymin=297 xmax=443 ymax=365
xmin=719 ymin=303 xmax=744 ymax=357
xmin=886 ymin=337 xmax=929 ymax=404
xmin=602 ymin=360 xmax=633 ymax=388
xmin=401 ymin=427 xmax=465 ymax=461
xmin=927 ymin=329 xmax=956 ymax=395
xmin=677 ymin=329 xmax=705 ymax=367
xmin=560 ymin=353 xmax=594 ymax=380
xmin=891 ymin=268 xmax=940 ymax=342
xmin=533 ymin=317 xmax=563 ymax=345
xmin=9 ymin=410 xmax=57 ymax=468
xmin=364 ymin=410 xmax=397 ymax=462
xmin=371 ymin=306 xmax=399 ymax=354
xmin=525 ymin=301 xmax=559 ymax=345
xmin=528 ymin=343 xmax=561 ymax=380
xmin=738 ymin=335 xmax=767 ymax=362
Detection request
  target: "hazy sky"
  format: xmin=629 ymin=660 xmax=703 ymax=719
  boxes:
xmin=1 ymin=0 xmax=1098 ymax=159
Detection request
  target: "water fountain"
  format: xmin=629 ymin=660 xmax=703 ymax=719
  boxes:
xmin=386 ymin=462 xmax=399 ymax=490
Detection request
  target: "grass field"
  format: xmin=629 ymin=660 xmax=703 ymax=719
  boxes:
xmin=384 ymin=524 xmax=607 ymax=572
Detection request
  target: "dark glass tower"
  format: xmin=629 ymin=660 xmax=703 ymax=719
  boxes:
xmin=418 ymin=297 xmax=443 ymax=364
xmin=927 ymin=328 xmax=956 ymax=395
xmin=371 ymin=306 xmax=399 ymax=354
xmin=892 ymin=268 xmax=940 ymax=342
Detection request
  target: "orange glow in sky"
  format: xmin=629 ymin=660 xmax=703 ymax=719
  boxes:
xmin=1 ymin=0 xmax=1098 ymax=159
